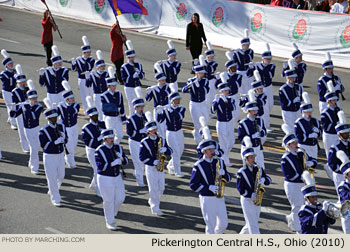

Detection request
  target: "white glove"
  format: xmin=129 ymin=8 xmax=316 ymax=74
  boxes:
xmin=322 ymin=201 xmax=330 ymax=212
xmin=159 ymin=147 xmax=167 ymax=153
xmin=312 ymin=127 xmax=319 ymax=134
xmin=309 ymin=132 xmax=318 ymax=138
xmin=84 ymin=72 xmax=90 ymax=79
xmin=214 ymin=150 xmax=220 ymax=156
xmin=39 ymin=67 xmax=45 ymax=76
xmin=220 ymin=94 xmax=228 ymax=103
xmin=71 ymin=58 xmax=76 ymax=65
xmin=194 ymin=79 xmax=200 ymax=88
xmin=251 ymin=192 xmax=257 ymax=200
xmin=293 ymin=97 xmax=300 ymax=103
xmin=252 ymin=132 xmax=260 ymax=139
xmin=133 ymin=72 xmax=139 ymax=79
xmin=218 ymin=169 xmax=225 ymax=176
xmin=248 ymin=62 xmax=255 ymax=69
xmin=54 ymin=137 xmax=64 ymax=145
xmin=209 ymin=185 xmax=218 ymax=194
xmin=306 ymin=161 xmax=314 ymax=167
xmin=167 ymin=107 xmax=173 ymax=113
xmin=153 ymin=160 xmax=160 ymax=166
xmin=111 ymin=158 xmax=122 ymax=166
xmin=334 ymin=84 xmax=341 ymax=91
xmin=258 ymin=177 xmax=265 ymax=186
xmin=139 ymin=128 xmax=147 ymax=134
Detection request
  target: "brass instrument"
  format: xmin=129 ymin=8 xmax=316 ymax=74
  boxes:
xmin=253 ymin=163 xmax=265 ymax=206
xmin=302 ymin=148 xmax=315 ymax=179
xmin=155 ymin=135 xmax=166 ymax=172
xmin=214 ymin=156 xmax=227 ymax=198
xmin=325 ymin=200 xmax=350 ymax=219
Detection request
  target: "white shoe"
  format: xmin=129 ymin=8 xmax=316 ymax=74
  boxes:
xmin=285 ymin=215 xmax=295 ymax=232
xmin=22 ymin=149 xmax=30 ymax=153
xmin=137 ymin=182 xmax=145 ymax=187
xmin=175 ymin=173 xmax=184 ymax=178
xmin=152 ymin=209 xmax=164 ymax=216
xmin=225 ymin=162 xmax=233 ymax=167
xmin=11 ymin=125 xmax=17 ymax=130
xmin=31 ymin=170 xmax=39 ymax=175
xmin=52 ymin=202 xmax=61 ymax=207
xmin=168 ymin=169 xmax=175 ymax=175
xmin=106 ymin=223 xmax=117 ymax=230
xmin=267 ymin=128 xmax=273 ymax=133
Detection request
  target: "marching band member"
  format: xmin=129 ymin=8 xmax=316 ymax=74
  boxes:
xmin=196 ymin=120 xmax=224 ymax=160
xmin=81 ymin=96 xmax=106 ymax=196
xmin=39 ymin=98 xmax=68 ymax=207
xmin=121 ymin=40 xmax=145 ymax=114
xmin=148 ymin=63 xmax=171 ymax=138
xmin=95 ymin=129 xmax=128 ymax=230
xmin=237 ymin=138 xmax=271 ymax=234
xmin=126 ymin=88 xmax=147 ymax=186
xmin=279 ymin=59 xmax=303 ymax=130
xmin=299 ymin=184 xmax=336 ymax=234
xmin=139 ymin=112 xmax=172 ymax=216
xmin=328 ymin=111 xmax=350 ymax=194
xmin=101 ymin=66 xmax=126 ymax=144
xmin=39 ymin=45 xmax=69 ymax=105
xmin=294 ymin=92 xmax=321 ymax=160
xmin=86 ymin=50 xmax=108 ymax=121
xmin=160 ymin=40 xmax=181 ymax=91
xmin=247 ymin=43 xmax=275 ymax=132
xmin=182 ymin=56 xmax=209 ymax=144
xmin=157 ymin=84 xmax=186 ymax=177
xmin=10 ymin=80 xmax=43 ymax=174
xmin=280 ymin=124 xmax=317 ymax=233
xmin=238 ymin=89 xmax=266 ymax=169
xmin=71 ymin=35 xmax=95 ymax=113
xmin=211 ymin=73 xmax=235 ymax=167
xmin=321 ymin=82 xmax=341 ymax=179
xmin=57 ymin=81 xmax=80 ymax=169
xmin=204 ymin=41 xmax=218 ymax=112
xmin=1 ymin=49 xmax=17 ymax=129
xmin=189 ymin=138 xmax=231 ymax=234
xmin=11 ymin=64 xmax=29 ymax=152
xmin=317 ymin=52 xmax=344 ymax=114
xmin=337 ymin=160 xmax=350 ymax=233
xmin=282 ymin=43 xmax=307 ymax=86
xmin=232 ymin=29 xmax=254 ymax=95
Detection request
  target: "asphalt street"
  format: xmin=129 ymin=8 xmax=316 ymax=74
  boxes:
xmin=0 ymin=5 xmax=349 ymax=234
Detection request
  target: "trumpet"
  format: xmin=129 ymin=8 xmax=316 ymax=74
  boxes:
xmin=253 ymin=163 xmax=265 ymax=206
xmin=324 ymin=200 xmax=350 ymax=219
xmin=214 ymin=156 xmax=227 ymax=198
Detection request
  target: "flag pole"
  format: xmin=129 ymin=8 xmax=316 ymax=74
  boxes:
xmin=42 ymin=1 xmax=63 ymax=39
xmin=114 ymin=16 xmax=127 ymax=47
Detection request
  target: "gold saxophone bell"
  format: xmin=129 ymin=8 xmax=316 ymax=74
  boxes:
xmin=302 ymin=148 xmax=315 ymax=179
xmin=215 ymin=156 xmax=227 ymax=198
xmin=156 ymin=135 xmax=166 ymax=172
xmin=253 ymin=163 xmax=265 ymax=206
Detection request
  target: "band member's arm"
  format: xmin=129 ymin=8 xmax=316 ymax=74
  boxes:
xmin=74 ymin=103 xmax=80 ymax=114
xmin=305 ymin=152 xmax=317 ymax=168
xmin=39 ymin=129 xmax=56 ymax=150
xmin=236 ymin=169 xmax=251 ymax=197
xmin=215 ymin=142 xmax=224 ymax=158
xmin=115 ymin=145 xmax=128 ymax=165
xmin=139 ymin=141 xmax=156 ymax=166
xmin=120 ymin=65 xmax=128 ymax=84
xmin=281 ymin=62 xmax=288 ymax=77
xmin=338 ymin=185 xmax=350 ymax=202
xmin=220 ymin=159 xmax=231 ymax=182
xmin=320 ymin=112 xmax=333 ymax=133
xmin=281 ymin=157 xmax=300 ymax=181
xmin=71 ymin=58 xmax=78 ymax=72
xmin=327 ymin=147 xmax=340 ymax=173
xmin=189 ymin=164 xmax=210 ymax=194
xmin=237 ymin=74 xmax=243 ymax=88
xmin=175 ymin=61 xmax=181 ymax=74
xmin=316 ymin=79 xmax=327 ymax=100
xmin=81 ymin=126 xmax=93 ymax=147
xmin=279 ymin=88 xmax=291 ymax=108
xmin=118 ymin=92 xmax=126 ymax=121
xmin=95 ymin=148 xmax=112 ymax=171
xmin=162 ymin=138 xmax=172 ymax=155
xmin=214 ymin=77 xmax=221 ymax=90
xmin=38 ymin=74 xmax=47 ymax=87
xmin=138 ymin=64 xmax=145 ymax=80
xmin=156 ymin=109 xmax=166 ymax=124
xmin=181 ymin=80 xmax=192 ymax=93
xmin=294 ymin=121 xmax=307 ymax=143
xmin=211 ymin=97 xmax=219 ymax=114
xmin=246 ymin=65 xmax=255 ymax=78
xmin=145 ymin=87 xmax=153 ymax=102
xmin=301 ymin=63 xmax=307 ymax=74
xmin=85 ymin=75 xmax=93 ymax=88
xmin=299 ymin=208 xmax=335 ymax=233
xmin=270 ymin=64 xmax=276 ymax=78
xmin=261 ymin=169 xmax=272 ymax=186
xmin=204 ymin=79 xmax=210 ymax=93
xmin=59 ymin=124 xmax=68 ymax=144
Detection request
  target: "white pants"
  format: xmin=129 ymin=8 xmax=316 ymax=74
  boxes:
xmin=93 ymin=93 xmax=103 ymax=121
xmin=298 ymin=144 xmax=318 ymax=160
xmin=3 ymin=90 xmax=16 ymax=127
xmin=104 ymin=115 xmax=124 ymax=144
xmin=263 ymin=85 xmax=274 ymax=130
xmin=145 ymin=165 xmax=165 ymax=212
xmin=323 ymin=132 xmax=339 ymax=180
xmin=166 ymin=130 xmax=184 ymax=175
xmin=85 ymin=146 xmax=99 ymax=192
xmin=79 ymin=78 xmax=93 ymax=113
xmin=128 ymin=138 xmax=145 ymax=184
xmin=24 ymin=127 xmax=40 ymax=172
xmin=190 ymin=100 xmax=209 ymax=144
xmin=282 ymin=110 xmax=301 ymax=130
xmin=199 ymin=195 xmax=228 ymax=234
xmin=238 ymin=71 xmax=253 ymax=96
xmin=217 ymin=120 xmax=235 ymax=165
xmin=47 ymin=92 xmax=64 ymax=105
xmin=97 ymin=174 xmax=125 ymax=226
xmin=170 ymin=81 xmax=178 ymax=92
xmin=206 ymin=79 xmax=217 ymax=113
xmin=230 ymin=94 xmax=240 ymax=129
xmin=15 ymin=114 xmax=29 ymax=152
xmin=241 ymin=145 xmax=265 ymax=169
xmin=284 ymin=181 xmax=304 ymax=232
xmin=44 ymin=153 xmax=65 ymax=204
xmin=239 ymin=196 xmax=261 ymax=234
xmin=154 ymin=108 xmax=166 ymax=138
xmin=65 ymin=124 xmax=78 ymax=168
xmin=0 ymin=145 xmax=2 ymax=159
xmin=124 ymin=86 xmax=137 ymax=116
xmin=341 ymin=217 xmax=350 ymax=234
xmin=333 ymin=172 xmax=345 ymax=200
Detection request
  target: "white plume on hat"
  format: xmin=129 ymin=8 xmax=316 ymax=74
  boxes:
xmin=206 ymin=41 xmax=213 ymax=50
xmin=199 ymin=55 xmax=206 ymax=66
xmin=225 ymin=51 xmax=233 ymax=60
xmin=135 ymin=86 xmax=143 ymax=99
xmin=244 ymin=28 xmax=249 ymax=38
xmin=86 ymin=96 xmax=95 ymax=108
xmin=27 ymin=80 xmax=35 ymax=91
xmin=15 ymin=64 xmax=23 ymax=75
xmin=253 ymin=70 xmax=261 ymax=82
xmin=126 ymin=40 xmax=133 ymax=50
xmin=144 ymin=111 xmax=153 ymax=122
xmin=302 ymin=170 xmax=314 ymax=185
xmin=43 ymin=97 xmax=53 ymax=109
xmin=1 ymin=49 xmax=9 ymax=58
xmin=325 ymin=52 xmax=332 ymax=61
xmin=154 ymin=62 xmax=163 ymax=73
xmin=265 ymin=43 xmax=270 ymax=52
xmin=248 ymin=89 xmax=256 ymax=102
xmin=62 ymin=80 xmax=71 ymax=91
xmin=337 ymin=150 xmax=350 ymax=164
xmin=338 ymin=111 xmax=347 ymax=124
xmin=292 ymin=42 xmax=299 ymax=51
xmin=167 ymin=40 xmax=174 ymax=49
xmin=288 ymin=58 xmax=295 ymax=70
xmin=327 ymin=80 xmax=335 ymax=92
xmin=51 ymin=45 xmax=60 ymax=56
xmin=243 ymin=136 xmax=253 ymax=148
xmin=107 ymin=66 xmax=115 ymax=78
xmin=82 ymin=35 xmax=89 ymax=46
xmin=96 ymin=50 xmax=103 ymax=60
xmin=282 ymin=123 xmax=293 ymax=135
xmin=302 ymin=92 xmax=311 ymax=104
xmin=169 ymin=82 xmax=177 ymax=93
xmin=220 ymin=72 xmax=228 ymax=83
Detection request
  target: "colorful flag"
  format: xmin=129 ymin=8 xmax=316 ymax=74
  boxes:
xmin=107 ymin=0 xmax=148 ymax=16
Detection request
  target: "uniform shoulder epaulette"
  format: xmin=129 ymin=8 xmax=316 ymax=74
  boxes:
xmin=237 ymin=166 xmax=246 ymax=174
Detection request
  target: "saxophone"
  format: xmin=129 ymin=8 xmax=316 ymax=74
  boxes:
xmin=302 ymin=148 xmax=315 ymax=179
xmin=156 ymin=135 xmax=166 ymax=172
xmin=253 ymin=163 xmax=265 ymax=206
xmin=215 ymin=157 xmax=227 ymax=198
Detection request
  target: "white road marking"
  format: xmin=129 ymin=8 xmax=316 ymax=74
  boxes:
xmin=45 ymin=227 xmax=64 ymax=234
xmin=0 ymin=37 xmax=20 ymax=44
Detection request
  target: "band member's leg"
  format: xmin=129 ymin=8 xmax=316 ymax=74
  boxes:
xmin=44 ymin=153 xmax=61 ymax=204
xmin=78 ymin=78 xmax=89 ymax=112
xmin=129 ymin=138 xmax=145 ymax=185
xmin=97 ymin=175 xmax=116 ymax=226
xmin=3 ymin=90 xmax=17 ymax=127
xmin=199 ymin=195 xmax=216 ymax=234
xmin=16 ymin=115 xmax=29 ymax=152
xmin=284 ymin=181 xmax=303 ymax=232
xmin=240 ymin=196 xmax=260 ymax=234
xmin=93 ymin=94 xmax=103 ymax=121
xmin=214 ymin=198 xmax=228 ymax=234
xmin=114 ymin=175 xmax=126 ymax=217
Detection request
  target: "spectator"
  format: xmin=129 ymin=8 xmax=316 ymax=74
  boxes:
xmin=290 ymin=0 xmax=306 ymax=8
xmin=330 ymin=0 xmax=348 ymax=12
xmin=186 ymin=13 xmax=207 ymax=74
xmin=303 ymin=0 xmax=317 ymax=10
xmin=110 ymin=21 xmax=126 ymax=84
xmin=281 ymin=0 xmax=292 ymax=7
xmin=41 ymin=10 xmax=57 ymax=67
xmin=316 ymin=0 xmax=330 ymax=11
xmin=270 ymin=0 xmax=283 ymax=5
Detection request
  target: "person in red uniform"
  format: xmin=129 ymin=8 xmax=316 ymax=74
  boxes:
xmin=41 ymin=10 xmax=57 ymax=67
xmin=110 ymin=21 xmax=126 ymax=84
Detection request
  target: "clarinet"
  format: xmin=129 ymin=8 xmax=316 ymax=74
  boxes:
xmin=55 ymin=124 xmax=69 ymax=155
xmin=255 ymin=117 xmax=263 ymax=150
xmin=111 ymin=145 xmax=126 ymax=178
xmin=331 ymin=73 xmax=345 ymax=101
xmin=308 ymin=117 xmax=320 ymax=152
